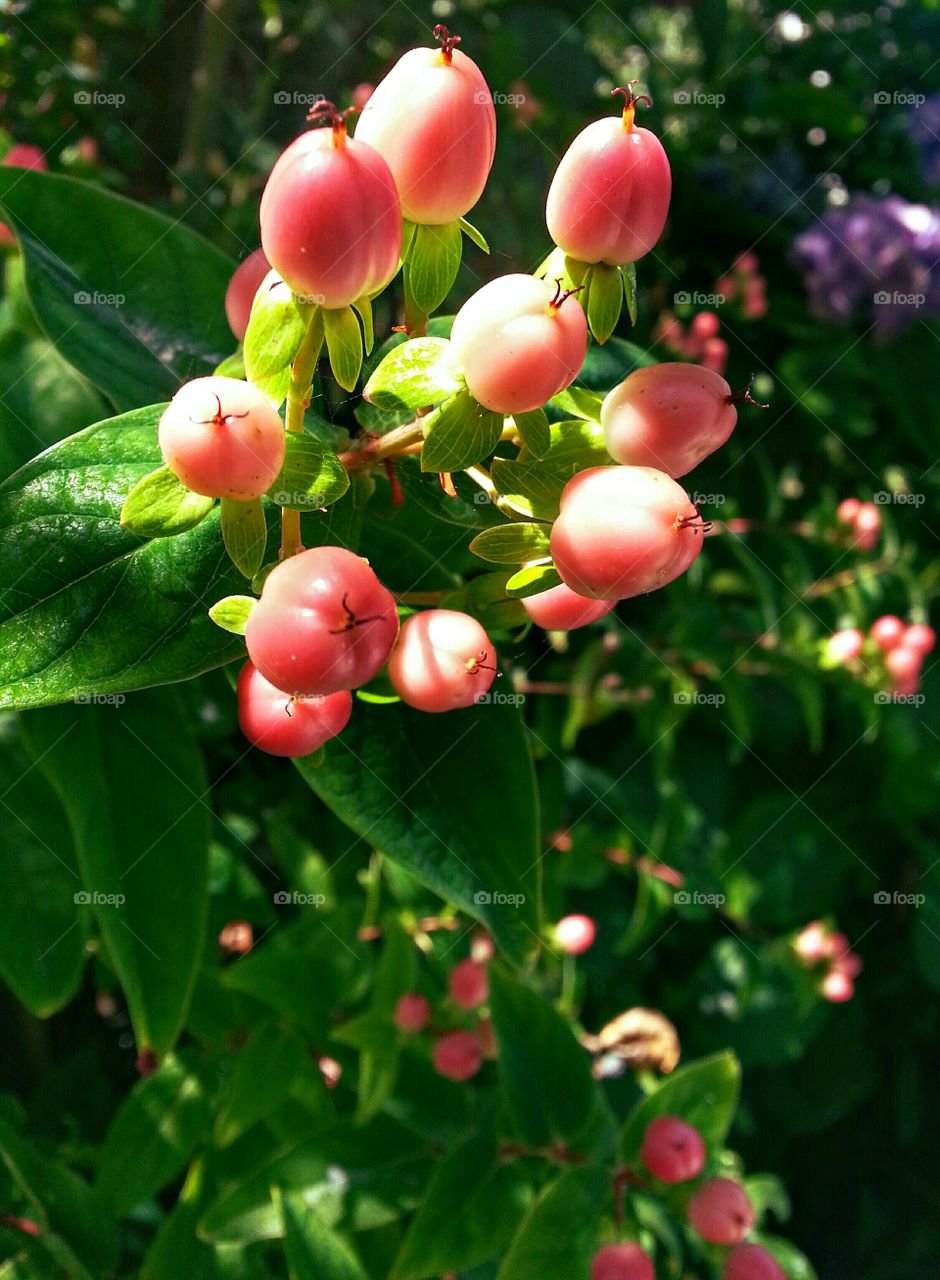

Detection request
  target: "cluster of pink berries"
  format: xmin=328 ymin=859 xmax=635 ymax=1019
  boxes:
xmin=653 ymin=309 xmax=729 ymax=376
xmin=717 ymin=251 xmax=768 ymax=321
xmin=393 ymin=941 xmax=494 ymax=1081
xmin=835 ymin=496 xmax=881 ymax=552
xmin=824 ymin=614 xmax=934 ymax=699
xmin=793 ymin=920 xmax=863 ymax=1003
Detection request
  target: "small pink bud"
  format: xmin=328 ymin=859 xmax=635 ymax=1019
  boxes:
xmin=433 ymin=1030 xmax=482 ymax=1080
xmin=554 ymin=914 xmax=597 ymax=955
xmin=449 ymin=959 xmax=488 ymax=1009
xmin=870 ymin=615 xmax=906 ymax=652
xmin=394 ymin=993 xmax=431 ymax=1033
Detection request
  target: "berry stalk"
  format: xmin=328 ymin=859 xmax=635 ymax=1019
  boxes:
xmin=281 ymin=310 xmax=325 ymax=560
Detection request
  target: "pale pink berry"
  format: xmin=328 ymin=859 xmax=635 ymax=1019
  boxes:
xmin=449 ymin=959 xmax=488 ymax=1009
xmin=820 ymin=930 xmax=849 ymax=961
xmin=394 ymin=993 xmax=431 ymax=1033
xmin=870 ymin=615 xmax=906 ymax=652
xmin=832 ymin=951 xmax=862 ymax=980
xmin=590 ymin=1242 xmax=655 ymax=1280
xmin=523 ymin=583 xmax=615 ymax=631
xmin=236 ymin=662 xmax=351 ymax=757
xmin=640 ymin=1115 xmax=706 ymax=1183
xmin=354 ymin=34 xmax=495 ymax=224
xmin=885 ymin=645 xmax=923 ymax=684
xmin=700 ymin=336 xmax=729 ymax=375
xmin=835 ymin=498 xmax=861 ymax=525
xmin=546 ymin=91 xmax=671 ymax=266
xmin=852 ymin=503 xmax=881 ymax=551
xmin=743 ymin=278 xmax=768 ymax=319
xmin=433 ymin=1030 xmax=482 ymax=1081
xmin=825 ymin=628 xmax=864 ymax=665
xmin=903 ymin=623 xmax=936 ymax=656
xmin=793 ymin=921 xmax=829 ymax=962
xmin=724 ymin=1243 xmax=786 ymax=1280
xmin=471 ymin=930 xmax=495 ymax=963
xmin=260 ymin=110 xmax=401 ymax=309
xmin=687 ymin=1178 xmax=754 ymax=1246
xmin=351 ymin=82 xmax=374 ymax=112
xmin=690 ymin=311 xmax=721 ymax=342
xmin=225 ymin=248 xmax=270 ymax=342
xmin=821 ymin=969 xmax=854 ymax=1003
xmin=653 ymin=311 xmax=684 ymax=349
xmin=158 ymin=376 xmax=285 ymax=500
xmin=554 ymin=914 xmax=596 ymax=955
xmin=733 ymin=251 xmax=759 ymax=275
xmin=551 ymin=465 xmax=705 ymax=600
xmin=601 ymin=363 xmax=739 ymax=477
xmin=245 ymin=547 xmax=399 ymax=696
xmin=450 ymin=274 xmax=587 ymax=415
xmin=388 ymin=610 xmax=498 ymax=713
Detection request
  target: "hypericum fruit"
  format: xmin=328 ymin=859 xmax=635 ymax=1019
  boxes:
xmin=820 ymin=968 xmax=854 ymax=1003
xmin=388 ymin=610 xmax=498 ymax=712
xmin=551 ymin=465 xmax=705 ymax=600
xmin=640 ymin=1115 xmax=706 ymax=1183
xmin=903 ymin=622 xmax=936 ymax=655
xmin=245 ymin=547 xmax=399 ymax=696
xmin=158 ymin=376 xmax=285 ymax=500
xmin=225 ymin=247 xmax=270 ymax=341
xmin=546 ymin=84 xmax=671 ymax=266
xmin=870 ymin=615 xmax=906 ymax=652
xmin=687 ymin=1178 xmax=755 ymax=1246
xmin=449 ymin=274 xmax=588 ymax=414
xmin=554 ymin=914 xmax=597 ymax=955
xmin=600 ymin=363 xmax=761 ymax=477
xmin=885 ymin=645 xmax=922 ymax=684
xmin=723 ymin=1243 xmax=786 ymax=1280
xmin=590 ymin=1242 xmax=655 ymax=1280
xmin=449 ymin=959 xmax=489 ymax=1009
xmin=852 ymin=502 xmax=881 ymax=551
xmin=236 ymin=662 xmax=351 ymax=757
xmin=260 ymin=102 xmax=401 ymax=309
xmin=835 ymin=497 xmax=861 ymax=525
xmin=522 ymin=583 xmax=615 ymax=631
xmin=433 ymin=1029 xmax=482 ymax=1081
xmin=353 ymin=25 xmax=495 ymax=225
xmin=793 ymin=921 xmax=829 ymax=962
xmin=394 ymin=993 xmax=431 ymax=1033
xmin=825 ymin=628 xmax=864 ymax=664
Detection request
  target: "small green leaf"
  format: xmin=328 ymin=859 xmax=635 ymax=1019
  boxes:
xmin=120 ymin=465 xmax=216 ymax=538
xmin=208 ymin=595 xmax=256 ymax=636
xmin=586 ymin=263 xmax=624 ymax=345
xmin=505 ymin=563 xmax=563 ymax=598
xmin=244 ymin=271 xmax=309 ymax=403
xmin=469 ymin=523 xmax=551 ymax=565
xmin=513 ymin=408 xmax=550 ymax=458
xmin=459 ymin=216 xmax=490 ymax=253
xmin=497 ymin=1167 xmax=607 ymax=1280
xmin=421 ymin=390 xmax=503 ymax=473
xmin=214 ymin=1020 xmax=306 ymax=1148
xmin=214 ymin=349 xmax=246 ymax=378
xmin=619 ymin=1050 xmax=741 ymax=1162
xmin=352 ymin=294 xmax=374 ymax=355
xmin=269 ymin=433 xmax=350 ymax=511
xmin=220 ymin=497 xmax=267 ymax=579
xmin=277 ymin=1188 xmax=369 ymax=1280
xmin=622 ymin=262 xmax=638 ymax=325
xmin=364 ymin=338 xmax=463 ymax=414
xmin=550 ymin=385 xmax=604 ymax=421
xmin=491 ymin=418 xmax=610 ymax=519
xmin=407 ymin=221 xmax=463 ymax=313
xmin=322 ymin=305 xmax=364 ymax=391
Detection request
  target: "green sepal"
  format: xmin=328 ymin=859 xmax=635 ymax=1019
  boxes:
xmin=322 ymin=304 xmax=363 ymax=392
xmin=214 ymin=349 xmax=246 ymax=378
xmin=405 ymin=220 xmax=463 ymax=314
xmin=363 ymin=337 xmax=463 ymax=414
xmin=120 ymin=465 xmax=215 ymax=539
xmin=469 ymin=522 xmax=552 ymax=565
xmin=243 ymin=270 xmax=308 ymax=405
xmin=352 ymin=294 xmax=374 ymax=356
xmin=459 ymin=216 xmax=490 ymax=253
xmin=622 ymin=262 xmax=638 ymax=325
xmin=421 ymin=389 xmax=504 ymax=474
xmin=267 ymin=433 xmax=350 ymax=511
xmin=208 ymin=595 xmax=257 ymax=636
xmin=512 ymin=407 xmax=550 ymax=458
xmin=586 ymin=263 xmax=624 ymax=345
xmin=505 ymin=562 xmax=563 ymax=598
xmin=220 ymin=497 xmax=267 ymax=579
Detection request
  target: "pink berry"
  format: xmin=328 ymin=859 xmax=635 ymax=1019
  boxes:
xmin=3 ymin=143 xmax=46 ymax=170
xmin=903 ymin=623 xmax=936 ymax=656
xmin=724 ymin=1243 xmax=786 ymax=1280
xmin=449 ymin=274 xmax=587 ymax=415
xmin=832 ymin=951 xmax=862 ymax=980
xmin=687 ymin=1178 xmax=754 ymax=1245
xmin=885 ymin=645 xmax=923 ymax=684
xmin=793 ymin=921 xmax=829 ymax=962
xmin=225 ymin=248 xmax=270 ymax=342
xmin=388 ymin=609 xmax=498 ymax=713
xmin=394 ymin=993 xmax=431 ymax=1033
xmin=821 ymin=969 xmax=854 ymax=1003
xmin=601 ymin=364 xmax=739 ymax=477
xmin=825 ymin=628 xmax=864 ymax=664
xmin=449 ymin=959 xmax=488 ymax=1008
xmin=554 ymin=914 xmax=597 ymax=955
xmin=700 ymin=336 xmax=729 ymax=376
xmin=852 ymin=503 xmax=881 ymax=551
xmin=590 ymin=1242 xmax=655 ymax=1280
xmin=835 ymin=498 xmax=861 ymax=525
xmin=260 ymin=109 xmax=401 ymax=309
xmin=354 ymin=34 xmax=495 ymax=224
xmin=870 ymin=615 xmax=906 ymax=652
xmin=471 ymin=930 xmax=495 ymax=963
xmin=433 ymin=1030 xmax=482 ymax=1081
xmin=733 ymin=251 xmax=759 ymax=275
xmin=653 ymin=311 xmax=684 ymax=349
xmin=157 ymin=376 xmax=285 ymax=500
xmin=550 ymin=466 xmax=705 ymax=600
xmin=236 ymin=662 xmax=351 ymax=757
xmin=351 ymin=82 xmax=374 ymax=112
xmin=640 ymin=1115 xmax=706 ymax=1183
xmin=690 ymin=311 xmax=721 ymax=341
xmin=522 ymin=582 xmax=615 ymax=631
xmin=820 ymin=930 xmax=849 ymax=960
xmin=742 ymin=278 xmax=768 ymax=320
xmin=245 ymin=547 xmax=399 ymax=696
xmin=546 ymin=90 xmax=671 ymax=266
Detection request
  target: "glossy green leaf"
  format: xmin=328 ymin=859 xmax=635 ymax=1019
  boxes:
xmin=208 ymin=595 xmax=256 ymax=636
xmin=244 ymin=271 xmax=308 ymax=401
xmin=278 ymin=1189 xmax=369 ymax=1280
xmin=421 ymin=390 xmax=504 ymax=474
xmin=141 ymin=1203 xmax=219 ymax=1280
xmin=505 ymin=563 xmax=562 ymax=598
xmin=351 ymin=294 xmax=374 ymax=355
xmin=496 ymin=1167 xmax=607 ymax=1280
xmin=586 ymin=263 xmax=624 ymax=345
xmin=322 ymin=306 xmax=363 ymax=392
xmin=269 ymin=432 xmax=350 ymax=510
xmin=458 ymin=217 xmax=490 ymax=253
xmin=619 ymin=1050 xmax=741 ymax=1162
xmin=214 ymin=1021 xmax=305 ymax=1148
xmin=363 ymin=338 xmax=462 ymax=414
xmin=491 ymin=418 xmax=609 ymax=519
xmin=120 ymin=464 xmax=216 ymax=538
xmin=469 ymin=522 xmax=551 ymax=565
xmin=512 ymin=408 xmax=550 ymax=459
xmin=622 ymin=262 xmax=638 ymax=325
xmin=550 ymin=385 xmax=603 ymax=422
xmin=220 ymin=498 xmax=266 ymax=579
xmin=406 ymin=221 xmax=463 ymax=314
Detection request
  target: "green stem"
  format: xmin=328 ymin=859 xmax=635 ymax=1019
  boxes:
xmin=339 ymin=419 xmax=426 ymax=472
xmin=280 ymin=310 xmax=324 ymax=560
xmin=402 ymin=264 xmax=429 ymax=337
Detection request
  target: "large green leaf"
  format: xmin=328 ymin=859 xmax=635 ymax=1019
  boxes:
xmin=277 ymin=1190 xmax=369 ymax=1280
xmin=21 ymin=688 xmax=211 ymax=1057
xmin=619 ymin=1050 xmax=741 ymax=1163
xmin=213 ymin=1021 xmax=306 ymax=1148
xmin=497 ymin=1166 xmax=607 ymax=1280
xmin=0 ymin=169 xmax=234 ymax=410
xmin=295 ymin=699 xmax=539 ymax=964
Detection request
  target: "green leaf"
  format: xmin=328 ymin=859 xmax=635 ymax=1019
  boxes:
xmin=120 ymin=464 xmax=216 ymax=538
xmin=332 ymin=1010 xmax=402 ymax=1124
xmin=269 ymin=432 xmax=350 ymax=510
xmin=619 ymin=1050 xmax=741 ymax=1163
xmin=277 ymin=1189 xmax=369 ymax=1280
xmin=491 ymin=418 xmax=609 ymax=519
xmin=141 ymin=1203 xmax=218 ymax=1280
xmin=513 ymin=408 xmax=550 ymax=458
xmin=752 ymin=1233 xmax=819 ymax=1280
xmin=550 ymin=385 xmax=603 ymax=422
xmin=243 ymin=271 xmax=309 ymax=403
xmin=295 ymin=699 xmax=539 ymax=964
xmin=497 ymin=1167 xmax=607 ymax=1280
xmin=0 ymin=169 xmax=233 ymax=410
xmin=208 ymin=595 xmax=256 ymax=636
xmin=505 ymin=563 xmax=562 ymax=598
xmin=489 ymin=968 xmax=606 ymax=1150
xmin=406 ymin=221 xmax=463 ymax=314
xmin=469 ymin=523 xmax=551 ymax=565
xmin=586 ymin=263 xmax=624 ymax=345
xmin=459 ymin=217 xmax=490 ymax=253
xmin=421 ymin=390 xmax=504 ymax=474
xmin=220 ymin=498 xmax=267 ymax=579
xmin=214 ymin=1020 xmax=306 ymax=1148
xmin=322 ymin=306 xmax=363 ymax=392
xmin=22 ymin=688 xmax=211 ymax=1057
xmin=352 ymin=294 xmax=374 ymax=356
xmin=622 ymin=262 xmax=638 ymax=325
xmin=95 ymin=1056 xmax=209 ymax=1217
xmin=363 ymin=338 xmax=462 ymax=414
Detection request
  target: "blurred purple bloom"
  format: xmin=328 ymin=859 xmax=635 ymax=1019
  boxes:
xmin=908 ymin=94 xmax=940 ymax=186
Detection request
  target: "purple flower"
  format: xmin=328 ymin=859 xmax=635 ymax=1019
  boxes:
xmin=908 ymin=94 xmax=940 ymax=186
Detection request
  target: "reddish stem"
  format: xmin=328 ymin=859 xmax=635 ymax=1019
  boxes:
xmin=549 ymin=277 xmax=584 ymax=310
xmin=612 ymin=82 xmax=652 ymax=130
xmin=726 ymin=373 xmax=770 ymax=409
xmin=433 ymin=24 xmax=462 ymax=62
xmin=306 ymin=98 xmax=357 ymax=147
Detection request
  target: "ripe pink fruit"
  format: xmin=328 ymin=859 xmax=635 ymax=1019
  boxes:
xmin=245 ymin=547 xmax=399 ymax=696
xmin=687 ymin=1178 xmax=755 ymax=1245
xmin=601 ymin=363 xmax=741 ymax=478
xmin=724 ymin=1243 xmax=786 ymax=1280
xmin=522 ymin=582 xmax=615 ymax=631
xmin=388 ymin=609 xmax=498 ymax=712
xmin=700 ymin=336 xmax=729 ymax=376
xmin=743 ymin=278 xmax=768 ymax=320
xmin=821 ymin=969 xmax=854 ymax=1003
xmin=793 ymin=921 xmax=829 ymax=962
xmin=433 ymin=1030 xmax=482 ymax=1081
xmin=450 ymin=274 xmax=587 ymax=414
xmin=590 ymin=1242 xmax=655 ymax=1280
xmin=690 ymin=311 xmax=721 ymax=342
xmin=225 ymin=247 xmax=270 ymax=341
xmin=903 ymin=623 xmax=936 ymax=656
xmin=550 ymin=466 xmax=705 ymax=600
xmin=394 ymin=993 xmax=431 ymax=1033
xmin=158 ymin=376 xmax=285 ymax=500
xmin=825 ymin=628 xmax=864 ymax=664
xmin=835 ymin=497 xmax=861 ymax=525
xmin=236 ymin=662 xmax=351 ymax=757
xmin=852 ymin=502 xmax=881 ymax=551
xmin=832 ymin=951 xmax=862 ymax=980
xmin=449 ymin=958 xmax=488 ymax=1008
xmin=546 ymin=86 xmax=671 ymax=266
xmin=260 ymin=106 xmax=401 ymax=309
xmin=885 ymin=645 xmax=922 ymax=684
xmin=554 ymin=914 xmax=597 ymax=955
xmin=354 ymin=28 xmax=495 ymax=224
xmin=870 ymin=615 xmax=906 ymax=652
xmin=640 ymin=1115 xmax=706 ymax=1183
